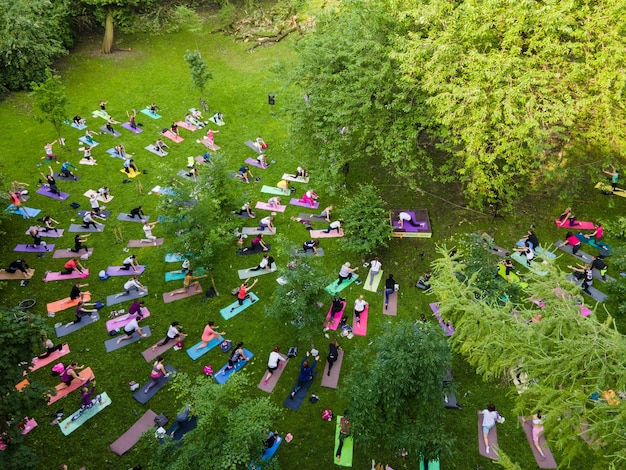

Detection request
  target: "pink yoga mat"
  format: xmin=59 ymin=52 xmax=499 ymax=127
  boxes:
xmin=289 ymin=198 xmax=319 ymax=209
xmin=321 ymin=350 xmax=344 ymax=389
xmin=477 ymin=412 xmax=499 ymax=460
xmin=106 ymin=266 xmax=146 ymax=276
xmin=127 ymin=238 xmax=164 ymax=247
xmin=353 ymin=305 xmax=368 ymax=336
xmin=162 ymin=130 xmax=184 ymax=143
xmin=53 ymin=248 xmax=93 ymax=258
xmin=257 ymin=354 xmax=289 ymax=393
xmin=45 ymin=269 xmax=89 ymax=282
xmin=196 ymin=138 xmax=220 ymax=151
xmin=26 ymin=344 xmax=70 ymax=374
xmin=554 ymin=219 xmax=595 ymax=230
xmin=106 ymin=308 xmax=151 ymax=332
xmin=309 ymin=229 xmax=344 ymax=239
xmin=384 ymin=291 xmax=397 ymax=316
xmin=324 ymin=301 xmax=346 ymax=331
xmin=255 ymin=201 xmax=286 ymax=212
xmin=176 ymin=121 xmax=197 ymax=132
xmin=25 ymin=227 xmax=64 ymax=237
xmin=244 ymin=157 xmax=269 ymax=169
xmin=162 ymin=285 xmax=203 ymax=303
xmin=519 ymin=417 xmax=557 ymax=468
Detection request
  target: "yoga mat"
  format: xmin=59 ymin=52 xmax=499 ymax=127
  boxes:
xmin=120 ymin=167 xmax=140 ymax=178
xmin=167 ymin=416 xmax=198 ymax=441
xmin=14 ymin=244 xmax=53 ymax=252
xmin=186 ymin=335 xmax=224 ymax=361
xmin=283 ymin=372 xmax=316 ymax=411
xmin=122 ymin=122 xmax=143 ymax=134
xmin=237 ymin=263 xmax=277 ymax=279
xmin=258 ymin=354 xmax=289 ymax=393
xmin=15 ymin=379 xmax=29 ymax=391
xmin=566 ymin=274 xmax=608 ymax=302
xmin=220 ymin=293 xmax=260 ymax=320
xmin=237 ymin=244 xmax=271 ymax=256
xmin=133 ymin=365 xmax=177 ymax=404
xmin=244 ymin=140 xmax=263 ymax=153
xmin=109 ymin=409 xmax=158 ymax=456
xmin=127 ymin=238 xmax=164 ymax=247
xmin=106 ymin=308 xmax=151 ymax=332
xmin=145 ymin=144 xmax=167 ymax=157
xmin=54 ymin=173 xmax=79 ymax=182
xmin=79 ymin=158 xmax=97 ymax=165
xmin=333 ymin=415 xmax=353 ymax=467
xmin=106 ymin=289 xmax=148 ymax=307
xmin=69 ymin=224 xmax=104 ymax=233
xmin=78 ymin=136 xmax=99 ymax=147
xmin=47 ymin=293 xmax=92 ymax=314
xmin=92 ymin=110 xmax=110 ymax=119
xmin=214 ymin=349 xmax=254 ymax=384
xmin=21 ymin=418 xmax=37 ymax=435
xmin=575 ymin=233 xmax=611 ymax=256
xmin=53 ymin=248 xmax=93 ymax=259
xmin=321 ymin=350 xmax=344 ymax=389
xmin=70 ymin=122 xmax=87 ymax=130
xmin=208 ymin=115 xmax=225 ymax=126
xmin=242 ymin=227 xmax=275 ymax=236
xmin=477 ymin=412 xmax=499 ymax=460
xmin=292 ymin=247 xmax=325 ymax=257
xmin=60 ymin=392 xmax=112 ymax=436
xmin=592 ymin=269 xmax=614 ymax=283
xmin=106 ymin=266 xmax=146 ymax=277
xmin=510 ymin=252 xmax=549 ymax=276
xmin=255 ymin=201 xmax=286 ymax=212
xmin=165 ymin=253 xmax=186 ymax=262
xmin=595 ymin=181 xmax=626 ymax=197
xmin=298 ymin=212 xmax=328 ymax=222
xmin=384 ymin=291 xmax=398 ymax=316
xmin=324 ymin=301 xmax=347 ymax=331
xmin=162 ymin=285 xmax=204 ymax=303
xmin=99 ymin=125 xmax=122 ymax=137
xmin=176 ymin=121 xmax=197 ymax=131
xmin=519 ymin=416 xmax=558 ymax=468
xmin=55 ymin=313 xmax=100 ymax=338
xmin=0 ymin=269 xmax=35 ymax=280
xmin=310 ymin=229 xmax=345 ymax=239
xmin=197 ymin=138 xmax=220 ymax=151
xmin=554 ymin=219 xmax=595 ymax=230
xmin=554 ymin=240 xmax=593 ymax=263
xmin=363 ymin=269 xmax=383 ymax=292
xmin=353 ymin=304 xmax=368 ymax=336
xmin=282 ymin=174 xmax=309 ymax=183
xmin=261 ymin=435 xmax=283 ymax=460
xmin=142 ymin=339 xmax=177 ymax=363
xmin=515 ymin=239 xmax=557 ymax=259
xmin=244 ymin=157 xmax=269 ymax=169
xmin=45 ymin=269 xmax=90 ymax=282
xmin=261 ymin=185 xmax=289 ymax=196
xmin=83 ymin=190 xmax=113 ymax=203
xmin=232 ymin=210 xmax=256 ymax=219
xmin=325 ymin=274 xmax=359 ymax=295
xmin=177 ymin=169 xmax=195 ymax=179
xmin=48 ymin=367 xmax=95 ymax=405
xmin=140 ymin=108 xmax=161 ymax=119
xmin=420 ymin=459 xmax=441 ymax=470
xmin=289 ymin=198 xmax=319 ymax=209
xmin=162 ymin=130 xmax=184 ymax=143
xmin=25 ymin=227 xmax=64 ymax=238
xmin=26 ymin=344 xmax=70 ymax=374
xmin=105 ymin=326 xmax=151 ymax=352
xmin=165 ymin=267 xmax=205 ymax=282
xmin=430 ymin=303 xmax=454 ymax=336
xmin=106 ymin=148 xmax=124 ymax=158
xmin=36 ymin=186 xmax=69 ymax=200
xmin=5 ymin=205 xmax=41 ymax=219
xmin=497 ymin=263 xmax=529 ymax=288
xmin=391 ymin=210 xmax=431 ymax=232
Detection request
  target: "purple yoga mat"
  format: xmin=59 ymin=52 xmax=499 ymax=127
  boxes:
xmin=44 ymin=269 xmax=89 ymax=282
xmin=36 ymin=187 xmax=69 ymax=200
xmin=391 ymin=210 xmax=430 ymax=232
xmin=106 ymin=266 xmax=146 ymax=277
xmin=15 ymin=244 xmax=54 ymax=253
xmin=321 ymin=350 xmax=344 ymax=389
xmin=53 ymin=248 xmax=93 ymax=258
xmin=25 ymin=227 xmax=64 ymax=238
xmin=122 ymin=122 xmax=143 ymax=134
xmin=519 ymin=417 xmax=557 ymax=468
xmin=289 ymin=198 xmax=319 ymax=209
xmin=127 ymin=238 xmax=164 ymax=247
xmin=244 ymin=157 xmax=269 ymax=169
xmin=257 ymin=354 xmax=289 ymax=393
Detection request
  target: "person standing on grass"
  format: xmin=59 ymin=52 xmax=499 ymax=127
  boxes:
xmin=141 ymin=221 xmax=159 ymax=245
xmin=194 ymin=321 xmax=225 ymax=351
xmin=263 ymin=347 xmax=286 ymax=385
xmin=153 ymin=322 xmax=188 ymax=351
xmin=144 ymin=357 xmax=170 ymax=394
xmin=115 ymin=316 xmax=148 ymax=344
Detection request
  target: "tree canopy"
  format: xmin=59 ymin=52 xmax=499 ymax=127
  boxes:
xmin=30 ymin=71 xmax=69 ymax=137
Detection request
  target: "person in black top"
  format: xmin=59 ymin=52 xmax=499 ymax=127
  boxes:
xmin=70 ymin=282 xmax=88 ymax=301
xmin=6 ymin=259 xmax=29 ymax=275
xmin=302 ymin=239 xmax=319 ymax=254
xmin=568 ymin=263 xmax=593 ymax=294
xmin=524 ymin=229 xmax=539 ymax=250
xmin=384 ymin=274 xmax=395 ymax=310
xmin=327 ymin=338 xmax=341 ymax=376
xmin=129 ymin=206 xmax=145 ymax=219
xmin=591 ymin=255 xmax=608 ymax=281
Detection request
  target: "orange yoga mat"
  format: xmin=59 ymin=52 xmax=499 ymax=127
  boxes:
xmin=46 ymin=292 xmax=91 ymax=314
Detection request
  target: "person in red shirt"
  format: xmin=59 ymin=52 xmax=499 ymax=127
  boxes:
xmin=61 ymin=258 xmax=85 ymax=275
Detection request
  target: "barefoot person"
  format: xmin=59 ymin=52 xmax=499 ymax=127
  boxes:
xmin=222 ymin=342 xmax=248 ymax=374
xmin=115 ymin=316 xmax=148 ymax=344
xmin=117 ymin=254 xmax=140 ymax=272
xmin=336 ymin=262 xmax=358 ymax=286
xmin=523 ymin=411 xmax=547 ymax=461
xmin=480 ymin=404 xmax=504 ymax=455
xmin=115 ymin=276 xmax=147 ymax=298
xmin=144 ymin=357 xmax=170 ymax=394
xmin=170 ymin=270 xmax=208 ymax=296
xmin=141 ymin=221 xmax=159 ymax=245
xmin=335 ymin=411 xmax=351 ymax=463
xmin=263 ymin=347 xmax=286 ymax=385
xmin=194 ymin=321 xmax=225 ymax=351
xmin=153 ymin=322 xmax=188 ymax=351
xmin=58 ymin=361 xmax=89 ymax=388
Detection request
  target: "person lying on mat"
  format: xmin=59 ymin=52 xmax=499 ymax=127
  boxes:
xmin=123 ymin=157 xmax=139 ymax=174
xmin=73 ymin=115 xmax=86 ymax=127
xmin=29 ymin=227 xmax=48 ymax=250
xmin=192 ymin=108 xmax=205 ymax=122
xmin=65 ymin=301 xmax=97 ymax=327
xmin=188 ymin=111 xmax=205 ymax=128
xmin=127 ymin=109 xmax=138 ymax=129
xmin=557 ymin=207 xmax=579 ymax=227
xmin=82 ymin=211 xmax=105 ymax=231
xmin=309 ymin=205 xmax=333 ymax=222
xmin=396 ymin=211 xmax=425 ymax=229
xmin=558 ymin=232 xmax=582 ymax=255
xmin=335 ymin=411 xmax=351 ymax=463
xmin=322 ymin=220 xmax=343 ymax=234
xmin=302 ymin=239 xmax=320 ymax=254
xmin=70 ymin=233 xmax=91 ymax=253
xmin=236 ymin=165 xmax=253 ymax=184
xmin=42 ymin=215 xmax=60 ymax=233
xmin=154 ymin=138 xmax=169 ymax=154
xmin=61 ymin=258 xmax=86 ymax=275
xmin=337 ymin=262 xmax=358 ymax=285
xmin=263 ymin=347 xmax=286 ymax=385
xmin=58 ymin=361 xmax=89 ymax=388
xmin=129 ymin=205 xmax=145 ymax=220
xmin=153 ymin=321 xmax=188 ymax=351
xmin=4 ymin=259 xmax=30 ymax=276
xmin=276 ymin=179 xmax=290 ymax=194
xmin=170 ymin=270 xmax=208 ymax=296
xmin=194 ymin=321 xmax=225 ymax=351
xmin=222 ymin=342 xmax=249 ymax=374
xmin=233 ymin=200 xmax=255 ymax=218
xmin=479 ymin=403 xmax=504 ymax=455
xmin=37 ymin=335 xmax=64 ymax=359
xmin=116 ymin=316 xmax=148 ymax=344
xmin=41 ymin=167 xmax=62 ymax=196
xmin=289 ymin=351 xmax=319 ymax=398
xmin=60 ymin=160 xmax=77 ymax=179
xmin=258 ymin=216 xmax=276 ymax=233
xmin=242 ymin=234 xmax=269 ymax=253
xmin=290 ymin=216 xmax=312 ymax=230
xmin=522 ymin=411 xmax=547 ymax=461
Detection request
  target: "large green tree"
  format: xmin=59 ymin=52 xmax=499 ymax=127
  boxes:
xmin=185 ymin=50 xmax=212 ymax=101
xmin=30 ymin=71 xmax=69 ymax=138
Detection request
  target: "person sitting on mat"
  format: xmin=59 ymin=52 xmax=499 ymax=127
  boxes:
xmin=368 ymin=257 xmax=382 ymax=286
xmin=115 ymin=276 xmax=147 ymax=298
xmin=188 ymin=111 xmax=205 ymax=128
xmin=558 ymin=232 xmax=582 ymax=256
xmin=235 ymin=165 xmax=253 ymax=184
xmin=170 ymin=270 xmax=207 ymax=296
xmin=276 ymin=179 xmax=290 ymax=194
xmin=258 ymin=216 xmax=276 ymax=233
xmin=557 ymin=207 xmax=579 ymax=227
xmin=60 ymin=160 xmax=77 ymax=179
xmin=97 ymin=186 xmax=111 ymax=201
xmin=603 ymin=164 xmax=620 ymax=192
xmin=337 ymin=262 xmax=358 ymax=286
xmin=204 ymin=128 xmax=219 ymax=146
xmin=354 ymin=295 xmax=367 ymax=327
xmin=289 ymin=351 xmax=319 ymax=398
xmin=201 ymin=151 xmax=212 ymax=164
xmin=327 ymin=338 xmax=341 ymax=376
xmin=299 ymin=189 xmax=319 ymax=207
xmin=480 ymin=404 xmax=504 ymax=455
xmin=43 ymin=141 xmax=59 ymax=163
xmin=514 ymin=245 xmax=535 ymax=266
xmin=335 ymin=411 xmax=351 ymax=463
xmin=127 ymin=109 xmax=138 ymax=129
xmin=84 ymin=129 xmax=99 ymax=144
xmin=288 ymin=166 xmax=308 ymax=179
xmin=222 ymin=342 xmax=248 ymax=374
xmin=37 ymin=335 xmax=64 ymax=359
xmin=170 ymin=122 xmax=179 ymax=136
xmin=257 ymin=154 xmax=269 ymax=168
xmin=255 ymin=136 xmax=267 ymax=151
xmin=29 ymin=227 xmax=48 ymax=251
xmin=153 ymin=321 xmax=188 ymax=351
xmin=73 ymin=115 xmax=86 ymax=127
xmin=568 ymin=263 xmax=594 ymax=295
xmin=232 ymin=200 xmax=255 ymax=218
xmin=144 ymin=357 xmax=170 ymax=394
xmin=41 ymin=167 xmax=62 ymax=197
xmin=397 ymin=211 xmax=424 ymax=229
xmin=522 ymin=229 xmax=540 ymax=251
xmin=70 ymin=233 xmax=91 ymax=253
xmin=80 ymin=145 xmax=95 ymax=163
xmin=66 ymin=281 xmax=89 ymax=304
xmin=212 ymin=112 xmax=224 ymax=124
xmin=105 ymin=116 xmax=119 ymax=133
xmin=248 ymin=254 xmax=274 ymax=272
xmin=58 ymin=361 xmax=89 ymax=388
xmin=129 ymin=205 xmax=145 ymax=220
xmin=242 ymin=234 xmax=269 ymax=253
xmin=118 ymin=254 xmax=140 ymax=272
xmin=65 ymin=301 xmax=98 ymax=327
xmin=123 ymin=156 xmax=139 ymax=174
xmin=141 ymin=220 xmax=159 ymax=245
xmin=322 ymin=220 xmax=343 ymax=234
xmin=263 ymin=346 xmax=286 ymax=385
xmin=4 ymin=259 xmax=30 ymax=276
xmin=302 ymin=239 xmax=320 ymax=254
xmin=116 ymin=316 xmax=148 ymax=344
xmin=82 ymin=211 xmax=105 ymax=231
xmin=416 ymin=272 xmax=431 ymax=290
xmin=42 ymin=215 xmax=60 ymax=233
xmin=184 ymin=113 xmax=196 ymax=127
xmin=194 ymin=321 xmax=225 ymax=351
xmin=154 ymin=138 xmax=169 ymax=154
xmin=61 ymin=258 xmax=85 ymax=275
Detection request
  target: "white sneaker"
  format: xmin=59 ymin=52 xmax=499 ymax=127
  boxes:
xmin=486 ymin=446 xmax=490 ymax=454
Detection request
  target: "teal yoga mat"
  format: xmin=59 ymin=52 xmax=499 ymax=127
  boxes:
xmin=325 ymin=274 xmax=359 ymax=295
xmin=220 ymin=293 xmax=259 ymax=320
xmin=60 ymin=392 xmax=112 ymax=436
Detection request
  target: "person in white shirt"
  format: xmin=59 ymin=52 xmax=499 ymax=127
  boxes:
xmin=258 ymin=216 xmax=275 ymax=233
xmin=152 ymin=322 xmax=188 ymax=351
xmin=480 ymin=403 xmax=504 ymax=455
xmin=89 ymin=195 xmax=101 ymax=215
xmin=323 ymin=220 xmax=343 ymax=234
xmin=353 ymin=295 xmax=368 ymax=326
xmin=116 ymin=316 xmax=148 ymax=344
xmin=141 ymin=221 xmax=159 ymax=245
xmin=248 ymin=254 xmax=274 ymax=272
xmin=118 ymin=254 xmax=139 ymax=272
xmin=263 ymin=347 xmax=286 ymax=385
xmin=116 ymin=276 xmax=147 ymax=298
xmin=337 ymin=262 xmax=358 ymax=285
xmin=369 ymin=257 xmax=382 ymax=287
xmin=397 ymin=211 xmax=425 ymax=229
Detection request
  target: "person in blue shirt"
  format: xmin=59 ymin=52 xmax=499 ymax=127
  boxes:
xmin=289 ymin=351 xmax=320 ymax=399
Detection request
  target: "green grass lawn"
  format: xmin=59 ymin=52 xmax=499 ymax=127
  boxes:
xmin=0 ymin=11 xmax=616 ymax=470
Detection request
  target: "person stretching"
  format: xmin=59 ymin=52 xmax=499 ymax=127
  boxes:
xmin=194 ymin=321 xmax=225 ymax=351
xmin=115 ymin=276 xmax=147 ymax=298
xmin=353 ymin=295 xmax=367 ymax=327
xmin=116 ymin=316 xmax=148 ymax=344
xmin=118 ymin=254 xmax=139 ymax=272
xmin=289 ymin=351 xmax=319 ymax=398
xmin=263 ymin=347 xmax=286 ymax=385
xmin=141 ymin=221 xmax=159 ymax=245
xmin=153 ymin=322 xmax=188 ymax=351
xmin=232 ymin=279 xmax=258 ymax=310
xmin=322 ymin=220 xmax=343 ymax=234
xmin=337 ymin=262 xmax=358 ymax=286
xmin=61 ymin=258 xmax=85 ymax=275
xmin=129 ymin=206 xmax=145 ymax=220
xmin=170 ymin=270 xmax=208 ymax=296
xmin=397 ymin=211 xmax=425 ymax=230
xmin=144 ymin=357 xmax=169 ymax=394
xmin=222 ymin=342 xmax=248 ymax=374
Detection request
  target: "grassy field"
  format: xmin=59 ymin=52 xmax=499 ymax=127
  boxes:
xmin=0 ymin=10 xmax=616 ymax=470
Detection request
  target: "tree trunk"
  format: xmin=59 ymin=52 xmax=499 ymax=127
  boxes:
xmin=102 ymin=11 xmax=114 ymax=54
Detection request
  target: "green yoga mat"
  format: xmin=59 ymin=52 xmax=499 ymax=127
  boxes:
xmin=497 ymin=264 xmax=528 ymax=288
xmin=261 ymin=185 xmax=288 ymax=196
xmin=165 ymin=267 xmax=205 ymax=282
xmin=333 ymin=416 xmax=353 ymax=467
xmin=325 ymin=274 xmax=359 ymax=295
xmin=363 ymin=269 xmax=383 ymax=292
xmin=510 ymin=252 xmax=548 ymax=276
xmin=59 ymin=391 xmax=112 ymax=435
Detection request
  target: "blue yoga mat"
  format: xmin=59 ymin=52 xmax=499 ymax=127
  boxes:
xmin=325 ymin=274 xmax=359 ymax=295
xmin=186 ymin=335 xmax=223 ymax=361
xmin=165 ymin=267 xmax=205 ymax=282
xmin=60 ymin=392 xmax=112 ymax=436
xmin=166 ymin=416 xmax=198 ymax=441
xmin=283 ymin=371 xmax=317 ymax=411
xmin=214 ymin=349 xmax=254 ymax=384
xmin=133 ymin=365 xmax=177 ymax=404
xmin=55 ymin=313 xmax=100 ymax=338
xmin=140 ymin=108 xmax=162 ymax=119
xmin=78 ymin=136 xmax=99 ymax=147
xmin=5 ymin=205 xmax=41 ymax=219
xmin=262 ymin=436 xmax=283 ymax=460
xmin=220 ymin=293 xmax=260 ymax=320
